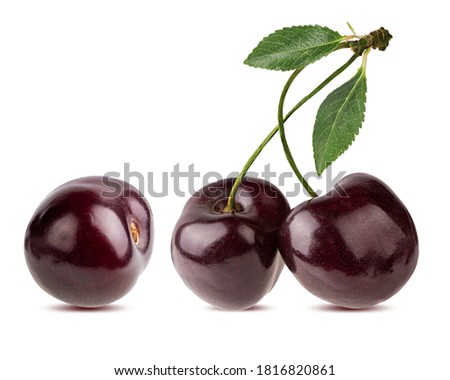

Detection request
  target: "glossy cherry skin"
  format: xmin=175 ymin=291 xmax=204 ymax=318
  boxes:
xmin=171 ymin=177 xmax=290 ymax=310
xmin=278 ymin=173 xmax=418 ymax=309
xmin=24 ymin=176 xmax=154 ymax=308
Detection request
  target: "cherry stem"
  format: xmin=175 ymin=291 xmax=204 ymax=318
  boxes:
xmin=225 ymin=53 xmax=360 ymax=211
xmin=277 ymin=68 xmax=318 ymax=197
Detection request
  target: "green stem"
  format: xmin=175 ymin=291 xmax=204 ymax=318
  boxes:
xmin=225 ymin=53 xmax=360 ymax=211
xmin=362 ymin=47 xmax=370 ymax=74
xmin=278 ymin=69 xmax=318 ymax=197
xmin=224 ymin=124 xmax=279 ymax=212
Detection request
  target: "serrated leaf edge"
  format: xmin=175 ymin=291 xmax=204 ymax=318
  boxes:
xmin=313 ymin=68 xmax=367 ymax=175
xmin=244 ymin=24 xmax=344 ymax=71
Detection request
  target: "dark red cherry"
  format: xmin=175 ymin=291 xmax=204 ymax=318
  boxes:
xmin=171 ymin=177 xmax=290 ymax=310
xmin=278 ymin=173 xmax=418 ymax=309
xmin=24 ymin=176 xmax=154 ymax=308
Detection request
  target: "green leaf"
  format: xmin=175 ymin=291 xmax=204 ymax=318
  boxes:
xmin=313 ymin=65 xmax=367 ymax=175
xmin=244 ymin=25 xmax=344 ymax=71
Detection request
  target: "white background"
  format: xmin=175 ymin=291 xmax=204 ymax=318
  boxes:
xmin=1 ymin=1 xmax=447 ymax=379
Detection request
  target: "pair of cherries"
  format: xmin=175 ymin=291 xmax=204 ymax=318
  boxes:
xmin=172 ymin=174 xmax=418 ymax=310
xmin=24 ymin=172 xmax=418 ymax=310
